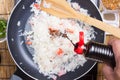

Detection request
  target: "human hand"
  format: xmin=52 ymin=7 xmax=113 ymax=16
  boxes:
xmin=102 ymin=38 xmax=120 ymax=80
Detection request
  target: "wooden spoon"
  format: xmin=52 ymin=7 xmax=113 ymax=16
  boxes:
xmin=40 ymin=0 xmax=120 ymax=38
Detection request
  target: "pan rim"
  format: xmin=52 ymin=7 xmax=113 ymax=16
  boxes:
xmin=7 ymin=0 xmax=105 ymax=80
xmin=6 ymin=0 xmax=38 ymax=80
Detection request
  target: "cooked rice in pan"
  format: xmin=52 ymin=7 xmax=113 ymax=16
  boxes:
xmin=25 ymin=0 xmax=96 ymax=79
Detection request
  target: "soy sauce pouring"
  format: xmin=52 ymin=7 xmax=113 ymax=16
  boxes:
xmin=64 ymin=32 xmax=116 ymax=68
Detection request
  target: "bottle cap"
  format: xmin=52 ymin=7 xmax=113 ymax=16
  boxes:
xmin=74 ymin=32 xmax=84 ymax=54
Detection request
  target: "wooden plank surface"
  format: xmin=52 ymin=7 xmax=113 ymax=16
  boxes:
xmin=0 ymin=41 xmax=16 ymax=80
xmin=0 ymin=0 xmax=14 ymax=15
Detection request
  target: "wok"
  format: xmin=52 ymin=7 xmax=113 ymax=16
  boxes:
xmin=7 ymin=0 xmax=105 ymax=80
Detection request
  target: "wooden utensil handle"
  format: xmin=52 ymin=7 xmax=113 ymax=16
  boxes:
xmin=76 ymin=13 xmax=120 ymax=38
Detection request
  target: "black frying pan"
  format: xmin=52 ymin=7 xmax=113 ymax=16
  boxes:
xmin=7 ymin=0 xmax=105 ymax=80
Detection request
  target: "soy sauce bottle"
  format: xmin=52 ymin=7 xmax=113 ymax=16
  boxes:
xmin=75 ymin=41 xmax=116 ymax=68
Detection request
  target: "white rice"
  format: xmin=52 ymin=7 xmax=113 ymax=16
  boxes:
xmin=28 ymin=0 xmax=96 ymax=79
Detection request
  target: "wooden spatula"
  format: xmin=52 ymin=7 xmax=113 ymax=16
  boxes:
xmin=40 ymin=0 xmax=120 ymax=38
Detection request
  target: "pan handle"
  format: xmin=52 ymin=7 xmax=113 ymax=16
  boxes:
xmin=10 ymin=75 xmax=22 ymax=80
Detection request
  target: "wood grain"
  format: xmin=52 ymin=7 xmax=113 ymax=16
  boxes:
xmin=0 ymin=0 xmax=14 ymax=14
xmin=0 ymin=41 xmax=16 ymax=80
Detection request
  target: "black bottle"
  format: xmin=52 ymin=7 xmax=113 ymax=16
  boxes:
xmin=75 ymin=41 xmax=116 ymax=68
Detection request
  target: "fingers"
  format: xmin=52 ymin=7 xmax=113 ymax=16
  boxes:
xmin=108 ymin=38 xmax=120 ymax=67
xmin=102 ymin=64 xmax=114 ymax=80
xmin=103 ymin=38 xmax=120 ymax=80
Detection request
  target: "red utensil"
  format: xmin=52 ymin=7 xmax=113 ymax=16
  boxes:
xmin=74 ymin=32 xmax=84 ymax=54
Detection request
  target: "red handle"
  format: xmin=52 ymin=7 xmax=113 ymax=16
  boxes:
xmin=79 ymin=32 xmax=84 ymax=46
xmin=74 ymin=32 xmax=84 ymax=54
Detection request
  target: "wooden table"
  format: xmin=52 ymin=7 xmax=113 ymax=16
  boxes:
xmin=0 ymin=0 xmax=119 ymax=80
xmin=0 ymin=42 xmax=16 ymax=80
